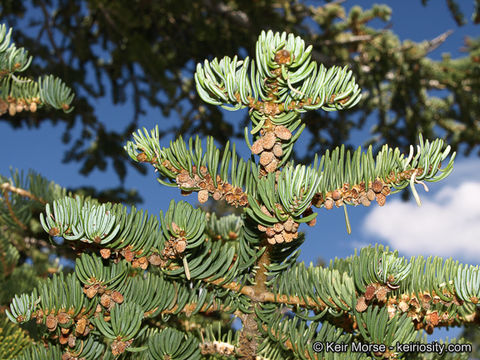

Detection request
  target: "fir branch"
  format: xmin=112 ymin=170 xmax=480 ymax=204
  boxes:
xmin=125 ymin=130 xmax=252 ymax=206
xmin=1 ymin=185 xmax=27 ymax=230
xmin=0 ymin=182 xmax=47 ymax=204
xmin=0 ymin=24 xmax=74 ymax=115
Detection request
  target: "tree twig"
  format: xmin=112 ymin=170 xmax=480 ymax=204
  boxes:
xmin=38 ymin=0 xmax=65 ymax=65
xmin=0 ymin=182 xmax=47 ymax=204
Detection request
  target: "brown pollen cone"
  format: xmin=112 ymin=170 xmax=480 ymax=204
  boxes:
xmin=274 ymin=49 xmax=291 ymax=64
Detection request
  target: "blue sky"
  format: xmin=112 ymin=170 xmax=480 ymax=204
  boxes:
xmin=1 ymin=0 xmax=479 ymax=341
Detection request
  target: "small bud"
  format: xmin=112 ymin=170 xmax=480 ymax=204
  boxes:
xmin=111 ymin=340 xmax=129 ymax=356
xmin=264 ymin=159 xmax=278 ymax=173
xmin=124 ymin=249 xmax=135 ymax=262
xmin=100 ymin=248 xmax=111 ymax=259
xmin=360 ymin=196 xmax=371 ymax=207
xmin=199 ymin=166 xmax=208 ymax=176
xmin=206 ymin=184 xmax=215 ymax=193
xmin=213 ymin=190 xmax=222 ymax=201
xmin=260 ymin=151 xmax=274 ymax=166
xmin=68 ymin=334 xmax=76 ymax=348
xmin=366 ymin=188 xmax=376 ymax=201
xmin=422 ymin=293 xmax=432 ymax=303
xmin=372 ymin=179 xmax=383 ymax=193
xmin=175 ymin=240 xmax=187 ymax=253
xmin=59 ymin=334 xmax=69 ymax=345
xmin=381 ymin=185 xmax=391 ymax=196
xmin=0 ymin=99 xmax=7 ymax=113
xmin=49 ymin=227 xmax=60 ymax=236
xmin=398 ymin=301 xmax=409 ymax=312
xmin=225 ymin=193 xmax=235 ymax=204
xmin=324 ymin=199 xmax=334 ymax=210
xmin=331 ymin=190 xmax=341 ymax=200
xmin=261 ymin=132 xmax=276 ymax=150
xmin=267 ymin=236 xmax=276 ymax=245
xmin=111 ymin=291 xmax=124 ymax=304
xmin=274 ymin=125 xmax=292 ymax=140
xmin=273 ymin=222 xmax=284 ymax=233
xmin=376 ymin=287 xmax=388 ymax=302
xmin=136 ymin=152 xmax=148 ymax=162
xmin=198 ymin=189 xmax=209 ymax=204
xmin=355 ymin=296 xmax=368 ymax=312
xmin=376 ymin=193 xmax=386 ymax=206
xmin=265 ymin=227 xmax=275 ymax=237
xmin=148 ymin=253 xmax=162 ymax=266
xmin=274 ymin=49 xmax=291 ymax=64
xmin=29 ymin=101 xmax=37 ymax=112
xmin=263 ymin=101 xmax=279 ymax=116
xmin=273 ymin=143 xmax=283 ymax=157
xmin=284 ymin=218 xmax=295 ymax=232
xmin=57 ymin=312 xmax=70 ymax=324
xmin=100 ymin=294 xmax=111 ymax=308
xmin=283 ymin=231 xmax=294 ymax=243
xmin=46 ymin=314 xmax=58 ymax=331
xmin=427 ymin=311 xmax=439 ymax=326
xmin=8 ymin=102 xmax=16 ymax=116
xmin=251 ymin=139 xmax=264 ymax=155
xmin=85 ymin=286 xmax=98 ymax=298
xmin=274 ymin=233 xmax=284 ymax=243
xmin=365 ymin=284 xmax=376 ymax=301
xmin=257 ymin=224 xmax=267 ymax=232
xmin=176 ymin=172 xmax=191 ymax=184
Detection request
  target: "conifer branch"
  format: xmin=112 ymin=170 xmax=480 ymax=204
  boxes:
xmin=5 ymin=27 xmax=470 ymax=360
xmin=0 ymin=24 xmax=74 ymax=116
xmin=1 ymin=185 xmax=27 ymax=231
xmin=125 ymin=130 xmax=252 ymax=207
xmin=0 ymin=182 xmax=47 ymax=204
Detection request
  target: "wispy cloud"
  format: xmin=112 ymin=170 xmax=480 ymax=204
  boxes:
xmin=362 ymin=159 xmax=480 ymax=262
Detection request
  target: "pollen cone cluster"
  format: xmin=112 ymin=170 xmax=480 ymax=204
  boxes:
xmin=39 ymin=308 xmax=94 ymax=350
xmin=0 ymin=97 xmax=39 ymax=116
xmin=251 ymin=125 xmax=291 ymax=174
xmin=312 ymin=179 xmax=391 ymax=209
xmin=175 ymin=166 xmax=248 ymax=207
xmin=162 ymin=223 xmax=188 ymax=260
xmin=257 ymin=205 xmax=299 ymax=244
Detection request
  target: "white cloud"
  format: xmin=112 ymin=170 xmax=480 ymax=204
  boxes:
xmin=362 ymin=159 xmax=480 ymax=262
